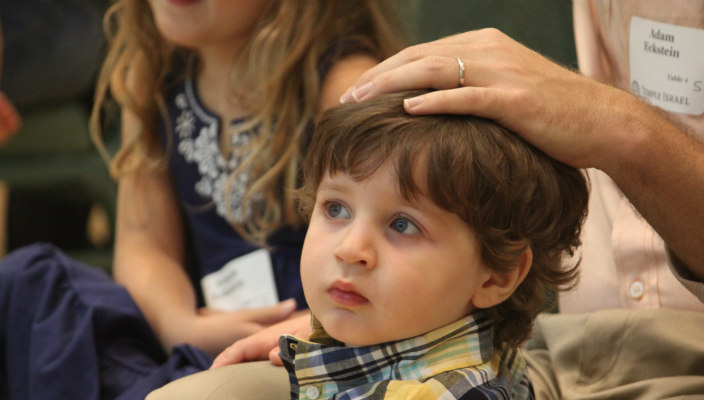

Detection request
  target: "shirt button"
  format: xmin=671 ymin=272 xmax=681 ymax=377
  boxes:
xmin=629 ymin=280 xmax=644 ymax=300
xmin=305 ymin=385 xmax=320 ymax=399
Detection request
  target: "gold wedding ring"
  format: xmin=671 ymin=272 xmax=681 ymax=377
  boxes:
xmin=457 ymin=57 xmax=466 ymax=87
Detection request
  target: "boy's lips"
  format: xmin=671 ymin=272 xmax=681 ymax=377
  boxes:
xmin=328 ymin=281 xmax=369 ymax=306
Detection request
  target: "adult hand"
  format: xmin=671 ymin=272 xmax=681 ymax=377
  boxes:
xmin=0 ymin=92 xmax=20 ymax=145
xmin=211 ymin=312 xmax=311 ymax=368
xmin=341 ymin=28 xmax=704 ymax=281
xmin=339 ymin=28 xmax=638 ymax=173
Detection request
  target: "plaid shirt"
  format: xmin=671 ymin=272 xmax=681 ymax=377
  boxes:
xmin=279 ymin=312 xmax=533 ymax=400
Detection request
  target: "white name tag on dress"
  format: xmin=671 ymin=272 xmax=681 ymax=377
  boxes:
xmin=200 ymin=249 xmax=279 ymax=311
xmin=629 ymin=16 xmax=704 ymax=115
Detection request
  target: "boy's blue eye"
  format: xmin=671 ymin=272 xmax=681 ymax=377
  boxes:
xmin=391 ymin=217 xmax=420 ymax=235
xmin=326 ymin=202 xmax=350 ymax=219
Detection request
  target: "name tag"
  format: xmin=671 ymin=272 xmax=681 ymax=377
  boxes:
xmin=629 ymin=16 xmax=704 ymax=115
xmin=201 ymin=249 xmax=279 ymax=311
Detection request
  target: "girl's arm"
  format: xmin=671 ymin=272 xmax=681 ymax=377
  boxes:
xmin=114 ymin=107 xmax=298 ymax=355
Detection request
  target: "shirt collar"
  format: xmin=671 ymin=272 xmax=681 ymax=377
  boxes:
xmin=279 ymin=312 xmax=498 ymax=398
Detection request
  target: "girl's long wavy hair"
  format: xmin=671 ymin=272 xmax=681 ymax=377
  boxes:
xmin=90 ymin=0 xmax=405 ymax=245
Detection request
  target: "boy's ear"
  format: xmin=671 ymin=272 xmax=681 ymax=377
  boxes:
xmin=471 ymin=248 xmax=533 ymax=309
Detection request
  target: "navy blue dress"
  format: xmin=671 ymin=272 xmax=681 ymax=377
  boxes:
xmin=0 ymin=58 xmax=324 ymax=399
xmin=0 ymin=244 xmax=212 ymax=399
xmin=163 ymin=67 xmax=307 ymax=308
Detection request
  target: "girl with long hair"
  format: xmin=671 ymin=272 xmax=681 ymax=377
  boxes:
xmin=0 ymin=1 xmax=403 ymax=398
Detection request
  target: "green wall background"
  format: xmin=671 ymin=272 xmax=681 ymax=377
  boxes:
xmin=394 ymin=0 xmax=577 ymax=67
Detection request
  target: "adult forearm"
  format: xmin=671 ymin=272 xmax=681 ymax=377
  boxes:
xmin=601 ymin=96 xmax=704 ymax=281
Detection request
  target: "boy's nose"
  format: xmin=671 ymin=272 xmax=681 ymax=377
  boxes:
xmin=333 ymin=221 xmax=377 ymax=269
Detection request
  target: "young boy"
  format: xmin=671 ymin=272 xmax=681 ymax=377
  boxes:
xmin=280 ymin=90 xmax=589 ymax=400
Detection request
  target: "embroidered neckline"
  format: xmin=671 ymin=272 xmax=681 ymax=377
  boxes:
xmin=173 ymin=66 xmax=254 ymax=223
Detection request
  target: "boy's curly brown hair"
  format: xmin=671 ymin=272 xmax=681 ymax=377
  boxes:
xmin=298 ymin=90 xmax=589 ymax=348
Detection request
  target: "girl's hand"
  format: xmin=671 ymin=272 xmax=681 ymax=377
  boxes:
xmin=339 ymin=28 xmax=631 ymax=172
xmin=174 ymin=299 xmax=299 ymax=356
xmin=210 ymin=312 xmax=311 ymax=368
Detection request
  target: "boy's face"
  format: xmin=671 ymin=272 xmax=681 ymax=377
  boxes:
xmin=301 ymin=163 xmax=491 ymax=346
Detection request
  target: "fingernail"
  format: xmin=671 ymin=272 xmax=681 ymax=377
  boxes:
xmin=281 ymin=298 xmax=297 ymax=312
xmin=340 ymin=87 xmax=354 ymax=104
xmin=404 ymin=95 xmax=424 ymax=110
xmin=351 ymin=82 xmax=373 ymax=102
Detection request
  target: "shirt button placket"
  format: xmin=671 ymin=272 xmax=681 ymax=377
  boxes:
xmin=629 ymin=280 xmax=645 ymax=300
xmin=305 ymin=385 xmax=321 ymax=399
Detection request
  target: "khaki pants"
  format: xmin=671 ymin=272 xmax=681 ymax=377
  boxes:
xmin=525 ymin=308 xmax=704 ymax=400
xmin=148 ymin=309 xmax=704 ymax=400
xmin=146 ymin=361 xmax=289 ymax=400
